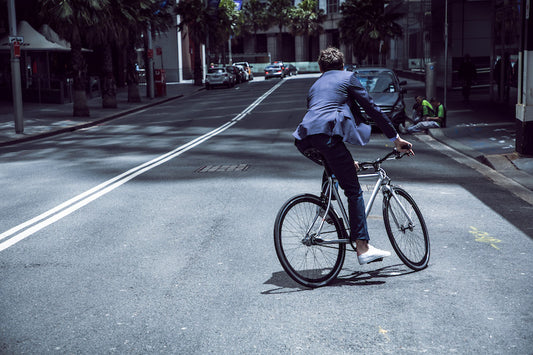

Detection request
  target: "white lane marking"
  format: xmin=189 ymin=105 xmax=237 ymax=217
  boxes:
xmin=0 ymin=80 xmax=285 ymax=252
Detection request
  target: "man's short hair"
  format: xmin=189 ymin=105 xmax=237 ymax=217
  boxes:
xmin=318 ymin=47 xmax=344 ymax=72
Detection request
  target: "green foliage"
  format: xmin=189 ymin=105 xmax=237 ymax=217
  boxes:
xmin=175 ymin=0 xmax=210 ymax=43
xmin=339 ymin=0 xmax=403 ymax=62
xmin=240 ymin=0 xmax=269 ymax=36
xmin=267 ymin=0 xmax=294 ymax=33
xmin=289 ymin=0 xmax=326 ymax=37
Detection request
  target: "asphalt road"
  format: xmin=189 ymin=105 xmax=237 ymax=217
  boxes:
xmin=1 ymin=76 xmax=532 ymax=354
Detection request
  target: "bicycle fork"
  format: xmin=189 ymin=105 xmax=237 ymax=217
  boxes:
xmin=382 ymin=184 xmax=416 ymax=232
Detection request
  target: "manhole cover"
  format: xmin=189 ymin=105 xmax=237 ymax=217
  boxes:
xmin=195 ymin=164 xmax=249 ymax=173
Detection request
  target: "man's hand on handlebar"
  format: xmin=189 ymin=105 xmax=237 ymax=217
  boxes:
xmin=394 ymin=137 xmax=414 ymax=156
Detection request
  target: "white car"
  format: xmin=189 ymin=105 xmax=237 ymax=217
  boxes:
xmin=233 ymin=64 xmax=249 ymax=82
xmin=205 ymin=67 xmax=235 ymax=89
xmin=234 ymin=62 xmax=254 ymax=80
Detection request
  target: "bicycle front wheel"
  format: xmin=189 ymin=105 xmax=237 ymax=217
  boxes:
xmin=383 ymin=187 xmax=430 ymax=271
xmin=274 ymin=194 xmax=346 ymax=288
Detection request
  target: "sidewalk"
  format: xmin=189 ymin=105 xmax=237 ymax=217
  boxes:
xmin=0 ymin=81 xmax=202 ymax=147
xmin=400 ymin=77 xmax=533 ymax=193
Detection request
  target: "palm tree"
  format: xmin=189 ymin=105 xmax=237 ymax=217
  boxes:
xmin=288 ymin=0 xmax=326 ymax=61
xmin=175 ymin=0 xmax=210 ymax=85
xmin=240 ymin=0 xmax=269 ymax=52
xmin=266 ymin=0 xmax=294 ymax=61
xmin=339 ymin=0 xmax=403 ymax=65
xmin=41 ymin=0 xmax=107 ymax=117
xmin=118 ymin=0 xmax=174 ymax=103
xmin=209 ymin=0 xmax=241 ymax=62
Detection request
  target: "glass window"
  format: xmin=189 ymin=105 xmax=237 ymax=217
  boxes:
xmin=327 ymin=0 xmax=338 ymax=13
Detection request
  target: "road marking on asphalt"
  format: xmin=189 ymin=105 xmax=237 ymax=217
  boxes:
xmin=469 ymin=226 xmax=501 ymax=249
xmin=0 ymin=80 xmax=285 ymax=252
xmin=416 ymin=134 xmax=533 ymax=206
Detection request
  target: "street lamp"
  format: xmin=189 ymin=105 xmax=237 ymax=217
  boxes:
xmin=7 ymin=0 xmax=24 ymax=133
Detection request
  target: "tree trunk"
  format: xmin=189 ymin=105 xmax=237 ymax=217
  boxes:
xmin=101 ymin=43 xmax=117 ymax=108
xmin=71 ymin=25 xmax=90 ymax=117
xmin=126 ymin=34 xmax=141 ymax=103
xmin=193 ymin=38 xmax=203 ymax=86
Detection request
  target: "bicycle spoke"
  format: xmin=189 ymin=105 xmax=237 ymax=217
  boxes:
xmin=384 ymin=187 xmax=429 ymax=270
xmin=274 ymin=195 xmax=346 ymax=287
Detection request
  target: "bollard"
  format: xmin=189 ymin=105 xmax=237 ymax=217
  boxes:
xmin=425 ymin=62 xmax=436 ymax=100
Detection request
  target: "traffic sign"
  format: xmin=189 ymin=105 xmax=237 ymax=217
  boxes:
xmin=9 ymin=36 xmax=24 ymax=44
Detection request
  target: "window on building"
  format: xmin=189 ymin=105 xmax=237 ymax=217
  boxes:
xmin=327 ymin=0 xmax=338 ymax=13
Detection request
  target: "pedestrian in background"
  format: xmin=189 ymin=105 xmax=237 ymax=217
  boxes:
xmin=458 ymin=54 xmax=477 ymax=103
xmin=494 ymin=53 xmax=512 ymax=103
xmin=399 ymin=97 xmax=444 ymax=133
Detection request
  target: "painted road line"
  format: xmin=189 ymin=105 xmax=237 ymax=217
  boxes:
xmin=0 ymin=80 xmax=285 ymax=252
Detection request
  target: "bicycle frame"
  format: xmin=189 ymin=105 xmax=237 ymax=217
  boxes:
xmin=312 ymin=165 xmax=415 ymax=245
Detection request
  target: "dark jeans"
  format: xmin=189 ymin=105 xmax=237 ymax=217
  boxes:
xmin=306 ymin=134 xmax=369 ymax=241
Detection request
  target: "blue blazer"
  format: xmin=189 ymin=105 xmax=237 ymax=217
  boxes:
xmin=293 ymin=70 xmax=397 ymax=145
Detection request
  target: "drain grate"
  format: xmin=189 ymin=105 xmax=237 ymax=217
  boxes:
xmin=195 ymin=164 xmax=249 ymax=173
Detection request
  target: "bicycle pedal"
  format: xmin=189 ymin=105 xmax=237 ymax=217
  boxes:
xmin=368 ymin=257 xmax=383 ymax=264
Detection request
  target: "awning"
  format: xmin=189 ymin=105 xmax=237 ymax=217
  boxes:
xmin=0 ymin=21 xmax=71 ymax=51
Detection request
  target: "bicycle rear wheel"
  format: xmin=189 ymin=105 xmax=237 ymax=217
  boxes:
xmin=274 ymin=194 xmax=346 ymax=288
xmin=383 ymin=187 xmax=430 ymax=270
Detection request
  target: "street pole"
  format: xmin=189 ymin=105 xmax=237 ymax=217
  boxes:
xmin=516 ymin=0 xmax=533 ymax=154
xmin=146 ymin=23 xmax=155 ymax=99
xmin=7 ymin=0 xmax=23 ymax=134
xmin=228 ymin=38 xmax=232 ymax=65
xmin=444 ymin=0 xmax=448 ymax=109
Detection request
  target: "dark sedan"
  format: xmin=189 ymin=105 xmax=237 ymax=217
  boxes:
xmin=352 ymin=67 xmax=408 ymax=128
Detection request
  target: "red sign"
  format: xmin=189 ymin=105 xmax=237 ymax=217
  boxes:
xmin=147 ymin=49 xmax=153 ymax=59
xmin=13 ymin=41 xmax=20 ymax=58
xmin=156 ymin=47 xmax=162 ymax=55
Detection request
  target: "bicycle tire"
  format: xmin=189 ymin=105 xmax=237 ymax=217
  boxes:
xmin=274 ymin=194 xmax=346 ymax=288
xmin=383 ymin=187 xmax=430 ymax=270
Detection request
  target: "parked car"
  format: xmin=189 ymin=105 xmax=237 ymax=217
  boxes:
xmin=225 ymin=66 xmax=240 ymax=84
xmin=205 ymin=67 xmax=235 ymax=89
xmin=352 ymin=67 xmax=408 ymax=128
xmin=344 ymin=64 xmax=356 ymax=72
xmin=264 ymin=64 xmax=285 ymax=79
xmin=233 ymin=64 xmax=248 ymax=82
xmin=234 ymin=61 xmax=253 ymax=80
xmin=283 ymin=63 xmax=298 ymax=76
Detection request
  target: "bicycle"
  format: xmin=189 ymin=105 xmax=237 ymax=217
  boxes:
xmin=273 ymin=148 xmax=430 ymax=288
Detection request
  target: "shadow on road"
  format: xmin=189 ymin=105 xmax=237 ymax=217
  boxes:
xmin=262 ymin=264 xmax=416 ymax=293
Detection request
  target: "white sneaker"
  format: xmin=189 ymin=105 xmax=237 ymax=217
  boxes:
xmin=357 ymin=245 xmax=391 ymax=265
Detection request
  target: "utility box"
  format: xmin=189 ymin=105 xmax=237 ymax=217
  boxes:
xmin=154 ymin=69 xmax=166 ymax=97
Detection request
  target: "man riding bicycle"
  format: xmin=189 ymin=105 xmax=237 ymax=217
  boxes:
xmin=293 ymin=47 xmax=414 ymax=265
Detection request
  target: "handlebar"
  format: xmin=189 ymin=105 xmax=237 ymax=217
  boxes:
xmin=357 ymin=148 xmax=411 ymax=172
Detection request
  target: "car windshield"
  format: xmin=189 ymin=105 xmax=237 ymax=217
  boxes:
xmin=266 ymin=65 xmax=281 ymax=70
xmin=208 ymin=68 xmax=225 ymax=74
xmin=355 ymin=71 xmax=398 ymax=93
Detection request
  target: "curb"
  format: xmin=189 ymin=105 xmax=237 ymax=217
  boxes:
xmin=428 ymin=128 xmax=533 ymax=191
xmin=0 ymin=93 xmax=189 ymax=148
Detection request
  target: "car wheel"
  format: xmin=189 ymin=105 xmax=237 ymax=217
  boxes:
xmin=205 ymin=84 xmax=210 ymax=90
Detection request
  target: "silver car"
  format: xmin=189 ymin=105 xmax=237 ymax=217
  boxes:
xmin=205 ymin=67 xmax=235 ymax=89
xmin=264 ymin=64 xmax=285 ymax=79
